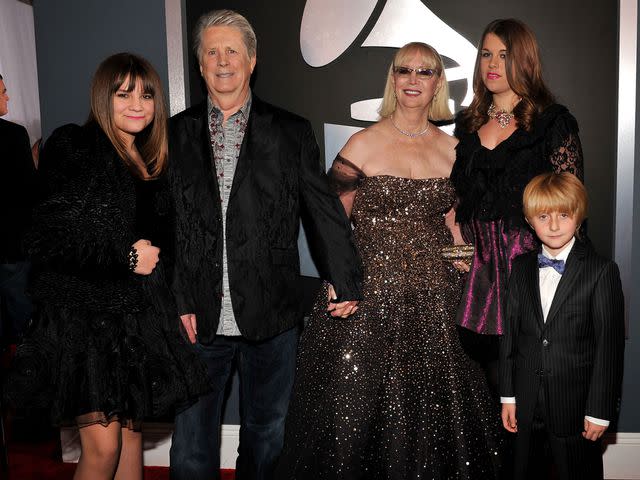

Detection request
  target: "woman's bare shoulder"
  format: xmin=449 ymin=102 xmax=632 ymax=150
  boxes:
xmin=338 ymin=122 xmax=386 ymax=168
xmin=434 ymin=127 xmax=458 ymax=149
xmin=422 ymin=127 xmax=457 ymax=174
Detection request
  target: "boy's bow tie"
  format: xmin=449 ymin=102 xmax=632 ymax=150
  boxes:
xmin=537 ymin=254 xmax=565 ymax=274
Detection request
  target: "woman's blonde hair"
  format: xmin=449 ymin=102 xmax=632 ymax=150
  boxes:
xmin=89 ymin=53 xmax=168 ymax=179
xmin=378 ymin=42 xmax=452 ymax=121
xmin=523 ymin=172 xmax=587 ymax=225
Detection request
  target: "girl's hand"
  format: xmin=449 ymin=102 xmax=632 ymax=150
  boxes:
xmin=131 ymin=239 xmax=160 ymax=275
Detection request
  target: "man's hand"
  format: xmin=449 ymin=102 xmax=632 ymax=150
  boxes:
xmin=327 ymin=284 xmax=359 ymax=318
xmin=501 ymin=403 xmax=518 ymax=433
xmin=583 ymin=418 xmax=607 ymax=441
xmin=180 ymin=313 xmax=197 ymax=344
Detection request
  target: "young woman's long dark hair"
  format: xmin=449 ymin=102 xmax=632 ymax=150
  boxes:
xmin=458 ymin=19 xmax=555 ymax=133
xmin=88 ymin=53 xmax=168 ymax=179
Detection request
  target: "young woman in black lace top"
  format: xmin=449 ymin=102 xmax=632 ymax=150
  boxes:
xmin=450 ymin=19 xmax=584 ymax=396
xmin=4 ymin=53 xmax=208 ymax=480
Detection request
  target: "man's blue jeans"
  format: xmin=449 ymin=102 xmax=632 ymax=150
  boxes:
xmin=169 ymin=326 xmax=299 ymax=480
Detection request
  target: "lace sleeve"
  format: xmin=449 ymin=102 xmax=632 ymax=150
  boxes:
xmin=328 ymin=155 xmax=366 ymax=217
xmin=546 ymin=111 xmax=584 ymax=181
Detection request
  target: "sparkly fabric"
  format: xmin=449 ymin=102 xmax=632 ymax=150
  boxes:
xmin=277 ymin=168 xmax=502 ymax=479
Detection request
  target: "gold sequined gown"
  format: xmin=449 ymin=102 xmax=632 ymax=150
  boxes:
xmin=276 ymin=157 xmax=502 ymax=479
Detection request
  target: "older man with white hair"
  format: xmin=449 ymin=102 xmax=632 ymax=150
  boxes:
xmin=168 ymin=9 xmax=362 ymax=480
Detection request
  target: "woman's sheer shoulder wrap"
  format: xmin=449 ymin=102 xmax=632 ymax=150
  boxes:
xmin=328 ymin=155 xmax=366 ymax=196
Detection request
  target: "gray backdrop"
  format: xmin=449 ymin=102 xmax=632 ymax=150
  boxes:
xmin=33 ymin=0 xmax=169 ymax=138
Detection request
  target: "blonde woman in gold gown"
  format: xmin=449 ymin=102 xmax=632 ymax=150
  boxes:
xmin=276 ymin=42 xmax=502 ymax=480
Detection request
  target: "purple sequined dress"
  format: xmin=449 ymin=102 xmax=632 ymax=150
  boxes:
xmin=276 ymin=157 xmax=502 ymax=480
xmin=451 ymin=104 xmax=584 ymax=335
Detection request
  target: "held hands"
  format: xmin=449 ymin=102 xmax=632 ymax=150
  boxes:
xmin=583 ymin=418 xmax=607 ymax=441
xmin=501 ymin=403 xmax=518 ymax=433
xmin=327 ymin=284 xmax=359 ymax=318
xmin=180 ymin=314 xmax=198 ymax=344
xmin=132 ymin=239 xmax=160 ymax=275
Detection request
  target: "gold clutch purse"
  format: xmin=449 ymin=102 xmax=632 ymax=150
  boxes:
xmin=440 ymin=244 xmax=475 ymax=261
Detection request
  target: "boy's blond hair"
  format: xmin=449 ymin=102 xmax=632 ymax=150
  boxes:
xmin=523 ymin=172 xmax=588 ymax=225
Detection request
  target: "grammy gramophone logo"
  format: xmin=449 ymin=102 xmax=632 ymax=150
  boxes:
xmin=299 ymin=0 xmax=477 ymax=162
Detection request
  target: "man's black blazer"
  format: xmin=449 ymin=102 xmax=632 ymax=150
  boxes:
xmin=0 ymin=118 xmax=36 ymax=262
xmin=168 ymin=96 xmax=362 ymax=343
xmin=499 ymin=239 xmax=624 ymax=435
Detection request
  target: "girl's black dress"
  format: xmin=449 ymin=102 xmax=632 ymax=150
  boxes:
xmin=4 ymin=123 xmax=209 ymax=427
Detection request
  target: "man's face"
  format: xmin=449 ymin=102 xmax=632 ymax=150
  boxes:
xmin=0 ymin=79 xmax=9 ymax=116
xmin=199 ymin=26 xmax=256 ymax=104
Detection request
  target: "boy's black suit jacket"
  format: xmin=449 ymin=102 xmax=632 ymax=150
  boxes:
xmin=499 ymin=238 xmax=624 ymax=435
xmin=168 ymin=96 xmax=362 ymax=344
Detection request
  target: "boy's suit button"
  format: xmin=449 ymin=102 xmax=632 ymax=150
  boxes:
xmin=542 ymin=339 xmax=549 ymax=347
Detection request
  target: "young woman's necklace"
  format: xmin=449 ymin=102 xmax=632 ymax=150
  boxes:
xmin=487 ymin=103 xmax=515 ymax=129
xmin=390 ymin=115 xmax=430 ymax=138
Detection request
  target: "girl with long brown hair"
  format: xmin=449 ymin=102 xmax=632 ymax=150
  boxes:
xmin=4 ymin=53 xmax=208 ymax=480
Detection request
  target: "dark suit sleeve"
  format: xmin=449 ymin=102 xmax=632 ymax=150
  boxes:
xmin=27 ymin=125 xmax=133 ymax=271
xmin=165 ymin=115 xmax=200 ymax=316
xmin=167 ymin=154 xmax=195 ymax=316
xmin=15 ymin=124 xmax=37 ymax=202
xmin=585 ymin=261 xmax=625 ymax=420
xmin=500 ymin=259 xmax=522 ymax=398
xmin=3 ymin=123 xmax=37 ymax=256
xmin=297 ymin=120 xmax=362 ymax=301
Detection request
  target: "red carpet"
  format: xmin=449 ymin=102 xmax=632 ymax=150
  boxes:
xmin=5 ymin=437 xmax=235 ymax=479
xmin=2 ymin=346 xmax=236 ymax=479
